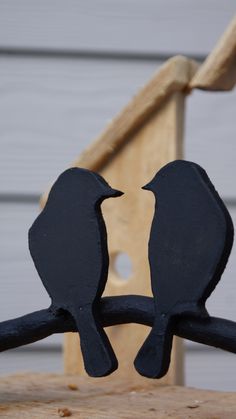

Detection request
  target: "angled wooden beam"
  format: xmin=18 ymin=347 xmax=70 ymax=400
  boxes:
xmin=190 ymin=16 xmax=236 ymax=91
xmin=73 ymin=56 xmax=198 ymax=172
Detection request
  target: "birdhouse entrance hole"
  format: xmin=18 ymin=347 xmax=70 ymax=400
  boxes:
xmin=111 ymin=252 xmax=133 ymax=282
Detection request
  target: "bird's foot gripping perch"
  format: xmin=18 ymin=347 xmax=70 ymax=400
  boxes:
xmin=0 ymin=160 xmax=235 ymax=379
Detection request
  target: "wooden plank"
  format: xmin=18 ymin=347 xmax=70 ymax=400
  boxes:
xmin=0 ymin=0 xmax=235 ymax=55
xmin=1 ymin=373 xmax=236 ymax=418
xmin=64 ymin=91 xmax=186 ymax=384
xmin=190 ymin=16 xmax=236 ymax=91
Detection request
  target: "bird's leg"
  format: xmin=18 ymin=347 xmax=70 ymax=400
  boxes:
xmin=70 ymin=304 xmax=118 ymax=377
xmin=134 ymin=313 xmax=173 ymax=378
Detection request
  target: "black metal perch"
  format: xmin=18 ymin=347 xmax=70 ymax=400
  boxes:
xmin=1 ymin=160 xmax=235 ymax=379
xmin=1 ymin=296 xmax=236 ymax=356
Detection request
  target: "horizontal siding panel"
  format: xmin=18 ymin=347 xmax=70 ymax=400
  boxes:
xmin=0 ymin=56 xmax=161 ymax=194
xmin=185 ymin=347 xmax=236 ymax=391
xmin=0 ymin=202 xmax=62 ymax=345
xmin=0 ymin=56 xmax=235 ymax=197
xmin=0 ymin=0 xmax=235 ymax=56
xmin=0 ymin=348 xmax=62 ymax=374
xmin=184 ymin=208 xmax=236 ymax=354
xmin=206 ymin=211 xmax=236 ymax=321
xmin=185 ymin=89 xmax=236 ymax=199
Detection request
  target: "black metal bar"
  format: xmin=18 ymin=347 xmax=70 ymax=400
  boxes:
xmin=0 ymin=295 xmax=236 ymax=355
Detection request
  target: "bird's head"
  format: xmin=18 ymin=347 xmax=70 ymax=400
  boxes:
xmin=47 ymin=168 xmax=123 ymax=208
xmin=142 ymin=160 xmax=192 ymax=196
xmin=142 ymin=175 xmax=159 ymax=195
xmin=91 ymin=170 xmax=124 ymax=200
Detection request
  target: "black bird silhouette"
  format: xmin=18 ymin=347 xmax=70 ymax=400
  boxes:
xmin=134 ymin=160 xmax=234 ymax=378
xmin=29 ymin=167 xmax=123 ymax=377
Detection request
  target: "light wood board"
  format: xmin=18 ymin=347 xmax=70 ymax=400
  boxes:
xmin=190 ymin=15 xmax=236 ymax=91
xmin=0 ymin=373 xmax=236 ymax=418
xmin=70 ymin=56 xmax=197 ymax=173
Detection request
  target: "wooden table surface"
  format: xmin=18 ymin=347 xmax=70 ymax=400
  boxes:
xmin=0 ymin=373 xmax=236 ymax=418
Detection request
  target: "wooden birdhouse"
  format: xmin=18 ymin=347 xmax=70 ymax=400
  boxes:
xmin=62 ymin=55 xmax=197 ymax=385
xmin=41 ymin=16 xmax=236 ymax=385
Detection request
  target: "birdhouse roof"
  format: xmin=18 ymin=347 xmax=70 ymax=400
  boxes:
xmin=71 ymin=16 xmax=236 ymax=173
xmin=72 ymin=55 xmax=198 ymax=173
xmin=41 ymin=17 xmax=235 ymax=207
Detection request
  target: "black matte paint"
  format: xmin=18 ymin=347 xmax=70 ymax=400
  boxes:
xmin=1 ymin=297 xmax=236 ymax=357
xmin=29 ymin=168 xmax=122 ymax=377
xmin=134 ymin=160 xmax=234 ymax=378
xmin=0 ymin=161 xmax=235 ymax=380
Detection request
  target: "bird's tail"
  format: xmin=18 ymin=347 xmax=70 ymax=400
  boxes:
xmin=71 ymin=304 xmax=118 ymax=377
xmin=134 ymin=314 xmax=173 ymax=378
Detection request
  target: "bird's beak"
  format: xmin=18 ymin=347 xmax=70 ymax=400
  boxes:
xmin=105 ymin=188 xmax=124 ymax=198
xmin=142 ymin=182 xmax=153 ymax=191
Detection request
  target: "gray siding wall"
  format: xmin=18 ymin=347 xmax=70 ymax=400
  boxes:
xmin=0 ymin=1 xmax=236 ymax=390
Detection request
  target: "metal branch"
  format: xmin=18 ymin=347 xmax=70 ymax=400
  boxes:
xmin=0 ymin=295 xmax=236 ymax=355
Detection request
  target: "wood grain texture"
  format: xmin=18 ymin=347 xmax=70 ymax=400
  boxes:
xmin=0 ymin=0 xmax=235 ymax=55
xmin=64 ymin=91 xmax=186 ymax=384
xmin=0 ymin=373 xmax=236 ymax=418
xmin=190 ymin=16 xmax=236 ymax=91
